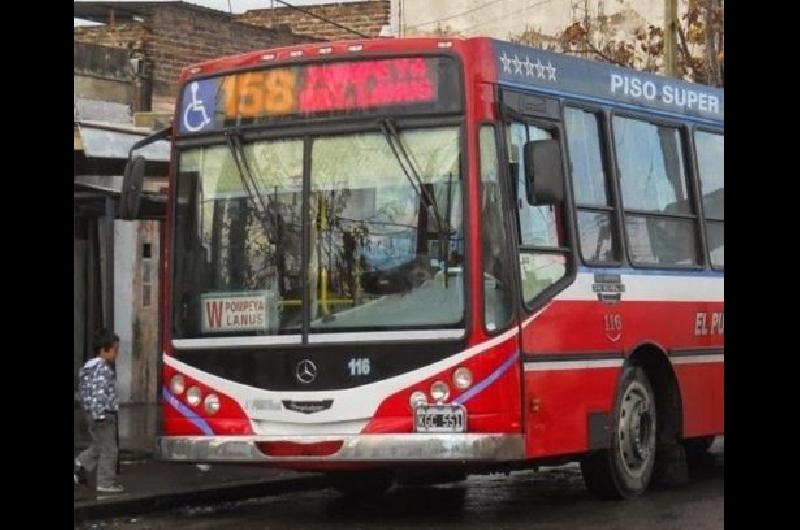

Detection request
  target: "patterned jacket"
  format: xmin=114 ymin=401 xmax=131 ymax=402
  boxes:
xmin=78 ymin=357 xmax=119 ymax=421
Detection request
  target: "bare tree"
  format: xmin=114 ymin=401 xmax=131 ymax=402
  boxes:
xmin=508 ymin=2 xmax=724 ymax=87
xmin=679 ymin=0 xmax=724 ymax=86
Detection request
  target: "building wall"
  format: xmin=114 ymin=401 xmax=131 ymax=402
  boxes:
xmin=131 ymin=221 xmax=161 ymax=403
xmin=75 ymin=3 xmax=313 ymax=115
xmin=74 ymin=23 xmax=149 ymax=51
xmin=74 ymin=76 xmax=133 ymax=106
xmin=114 ymin=221 xmax=137 ymax=403
xmin=74 ymin=232 xmax=87 ymax=395
xmin=146 ymin=5 xmax=311 ymax=97
xmin=393 ymin=0 xmax=664 ymax=37
xmin=237 ymin=1 xmax=391 ymax=41
xmin=74 ymin=41 xmax=136 ymax=106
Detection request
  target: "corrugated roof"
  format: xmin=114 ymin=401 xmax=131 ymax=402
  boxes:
xmin=74 ymin=99 xmax=132 ymax=124
xmin=74 ymin=1 xmax=231 ymax=24
xmin=75 ymin=121 xmax=170 ymax=161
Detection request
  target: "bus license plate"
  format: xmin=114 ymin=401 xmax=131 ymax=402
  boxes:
xmin=414 ymin=405 xmax=466 ymax=433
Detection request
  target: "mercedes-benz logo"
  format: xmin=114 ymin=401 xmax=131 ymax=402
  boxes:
xmin=295 ymin=359 xmax=317 ymax=384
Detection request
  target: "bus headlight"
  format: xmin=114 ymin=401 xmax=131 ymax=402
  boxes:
xmin=204 ymin=394 xmax=220 ymax=415
xmin=430 ymin=380 xmax=450 ymax=402
xmin=186 ymin=386 xmax=202 ymax=406
xmin=170 ymin=374 xmax=185 ymax=395
xmin=409 ymin=391 xmax=427 ymax=408
xmin=453 ymin=367 xmax=473 ymax=390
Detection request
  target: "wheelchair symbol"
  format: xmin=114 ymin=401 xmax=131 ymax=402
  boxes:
xmin=183 ymin=81 xmax=212 ymax=132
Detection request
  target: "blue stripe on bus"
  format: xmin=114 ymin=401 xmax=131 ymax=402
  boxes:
xmin=578 ymin=266 xmax=724 ymax=277
xmin=162 ymin=386 xmax=214 ymax=436
xmin=453 ymin=350 xmax=519 ymax=406
xmin=498 ymin=80 xmax=724 ymax=127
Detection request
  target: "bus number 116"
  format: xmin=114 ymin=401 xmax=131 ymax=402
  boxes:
xmin=348 ymin=358 xmax=371 ymax=376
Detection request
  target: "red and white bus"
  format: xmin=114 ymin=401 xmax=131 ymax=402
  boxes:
xmin=155 ymin=36 xmax=723 ymax=499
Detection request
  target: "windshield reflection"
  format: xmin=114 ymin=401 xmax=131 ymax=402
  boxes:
xmin=172 ymin=126 xmax=464 ymax=339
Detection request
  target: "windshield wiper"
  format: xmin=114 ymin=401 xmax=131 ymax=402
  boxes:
xmin=379 ymin=118 xmax=452 ymax=286
xmin=225 ymin=130 xmax=276 ymax=243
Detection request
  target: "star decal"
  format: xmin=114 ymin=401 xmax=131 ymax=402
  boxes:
xmin=499 ymin=52 xmax=512 ymax=73
xmin=534 ymin=59 xmax=545 ymax=79
xmin=512 ymin=54 xmax=522 ymax=75
xmin=546 ymin=61 xmax=557 ymax=81
xmin=523 ymin=56 xmax=535 ymax=77
xmin=501 ymin=50 xmax=558 ymax=83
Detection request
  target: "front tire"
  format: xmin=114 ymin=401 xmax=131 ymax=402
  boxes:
xmin=581 ymin=365 xmax=657 ymax=500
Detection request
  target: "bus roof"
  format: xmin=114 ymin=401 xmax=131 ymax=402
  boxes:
xmin=178 ymin=36 xmax=723 ymax=125
xmin=491 ymin=39 xmax=723 ymax=125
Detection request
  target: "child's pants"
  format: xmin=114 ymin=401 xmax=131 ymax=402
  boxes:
xmin=76 ymin=413 xmax=118 ymax=488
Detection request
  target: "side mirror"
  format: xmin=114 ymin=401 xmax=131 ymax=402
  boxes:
xmin=120 ymin=155 xmax=146 ymax=220
xmin=119 ymin=126 xmax=172 ymax=220
xmin=523 ymin=139 xmax=565 ymax=205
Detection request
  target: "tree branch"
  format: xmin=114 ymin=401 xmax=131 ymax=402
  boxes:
xmin=561 ymin=45 xmax=629 ymax=67
xmin=675 ymin=18 xmax=694 ymax=76
xmin=704 ymin=0 xmax=721 ymax=86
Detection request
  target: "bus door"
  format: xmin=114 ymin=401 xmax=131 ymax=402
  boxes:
xmin=499 ymin=90 xmax=575 ymax=439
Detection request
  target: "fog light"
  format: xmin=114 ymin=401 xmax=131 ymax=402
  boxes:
xmin=170 ymin=374 xmax=185 ymax=395
xmin=430 ymin=380 xmax=450 ymax=402
xmin=409 ymin=391 xmax=427 ymax=408
xmin=453 ymin=367 xmax=473 ymax=390
xmin=204 ymin=394 xmax=220 ymax=414
xmin=186 ymin=386 xmax=202 ymax=406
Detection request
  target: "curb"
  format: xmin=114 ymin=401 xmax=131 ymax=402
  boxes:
xmin=80 ymin=448 xmax=154 ymax=457
xmin=74 ymin=448 xmax=154 ymax=464
xmin=74 ymin=474 xmax=329 ymax=523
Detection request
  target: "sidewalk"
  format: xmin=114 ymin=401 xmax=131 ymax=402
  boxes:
xmin=73 ymin=458 xmax=326 ymax=523
xmin=74 ymin=404 xmax=326 ymax=522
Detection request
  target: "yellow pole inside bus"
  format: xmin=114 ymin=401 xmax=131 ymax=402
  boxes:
xmin=320 ymin=196 xmax=329 ymax=316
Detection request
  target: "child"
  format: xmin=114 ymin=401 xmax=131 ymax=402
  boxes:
xmin=74 ymin=329 xmax=124 ymax=494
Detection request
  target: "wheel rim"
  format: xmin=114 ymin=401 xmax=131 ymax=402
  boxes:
xmin=617 ymin=380 xmax=656 ymax=479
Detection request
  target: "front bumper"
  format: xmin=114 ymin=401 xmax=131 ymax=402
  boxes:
xmin=158 ymin=434 xmax=524 ymax=463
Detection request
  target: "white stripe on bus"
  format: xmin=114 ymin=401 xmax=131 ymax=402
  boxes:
xmin=524 ymin=359 xmax=624 ymax=371
xmin=163 ymin=324 xmax=524 ymax=433
xmin=556 ymin=272 xmax=723 ymax=302
xmin=671 ymin=354 xmax=724 ymax=365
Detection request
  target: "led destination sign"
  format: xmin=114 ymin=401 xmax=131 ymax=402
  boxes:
xmin=178 ymin=56 xmax=461 ymax=134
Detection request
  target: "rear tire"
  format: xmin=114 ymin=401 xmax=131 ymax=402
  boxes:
xmin=581 ymin=365 xmax=657 ymax=500
xmin=327 ymin=470 xmax=395 ymax=497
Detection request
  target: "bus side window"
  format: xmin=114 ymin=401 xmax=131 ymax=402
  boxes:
xmin=694 ymin=131 xmax=723 ymax=269
xmin=507 ymin=122 xmax=568 ymax=307
xmin=564 ymin=108 xmax=618 ymax=264
xmin=613 ymin=116 xmax=699 ymax=267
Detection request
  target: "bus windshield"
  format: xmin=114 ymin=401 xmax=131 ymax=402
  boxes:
xmin=172 ymin=126 xmax=464 ymax=339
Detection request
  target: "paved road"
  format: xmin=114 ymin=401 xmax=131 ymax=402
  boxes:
xmin=92 ymin=450 xmax=722 ymax=530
